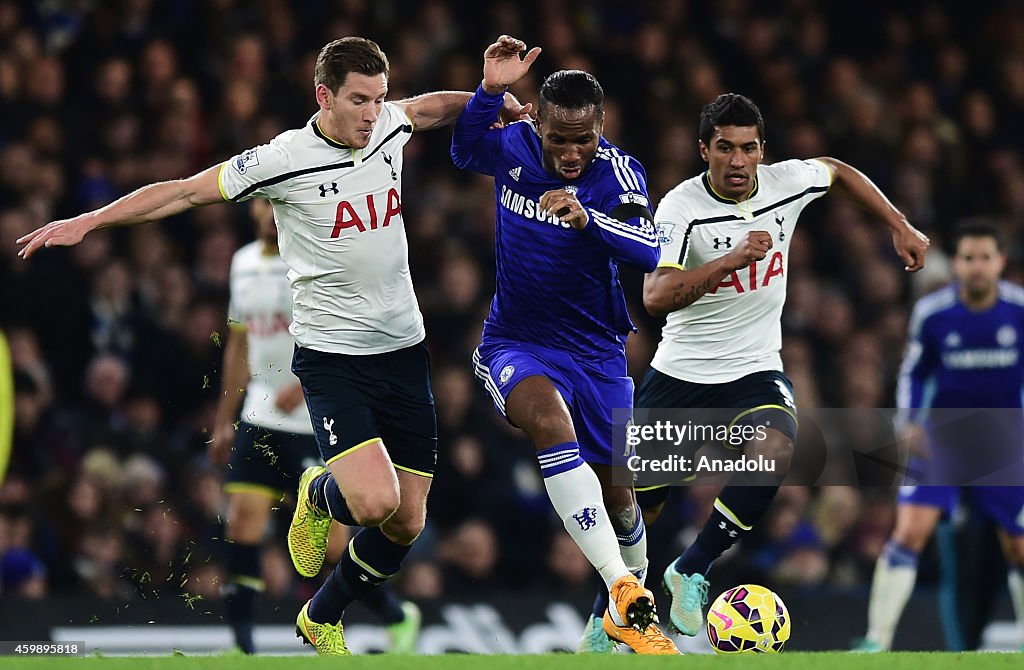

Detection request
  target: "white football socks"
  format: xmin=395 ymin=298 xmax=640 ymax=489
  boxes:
xmin=865 ymin=542 xmax=919 ymax=650
xmin=1008 ymin=567 xmax=1024 ymax=645
xmin=538 ymin=444 xmax=629 ymax=625
xmin=617 ymin=506 xmax=648 ymax=585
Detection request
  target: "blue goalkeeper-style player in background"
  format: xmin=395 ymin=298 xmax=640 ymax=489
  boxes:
xmin=451 ymin=35 xmax=678 ymax=655
xmin=858 ymin=221 xmax=1024 ymax=651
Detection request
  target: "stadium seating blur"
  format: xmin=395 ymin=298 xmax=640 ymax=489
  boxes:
xmin=1 ymin=0 xmax=1021 ymax=643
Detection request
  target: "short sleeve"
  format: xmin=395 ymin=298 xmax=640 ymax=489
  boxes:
xmin=772 ymin=159 xmax=832 ymax=198
xmin=652 ymin=194 xmax=688 ymax=270
xmin=219 ymin=139 xmax=293 ymax=203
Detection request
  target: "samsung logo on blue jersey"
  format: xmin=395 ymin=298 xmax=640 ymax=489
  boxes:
xmin=500 ymin=185 xmax=571 ymax=229
xmin=942 ymin=348 xmax=1019 ymax=369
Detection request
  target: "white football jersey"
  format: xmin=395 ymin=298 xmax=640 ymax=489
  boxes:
xmin=218 ymin=103 xmax=425 ymax=355
xmin=228 ymin=241 xmax=312 ymax=435
xmin=651 ymin=159 xmax=832 ymax=383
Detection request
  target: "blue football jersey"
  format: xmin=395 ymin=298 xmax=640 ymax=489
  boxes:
xmin=898 ymin=281 xmax=1024 ymax=416
xmin=451 ymin=87 xmax=659 ymax=359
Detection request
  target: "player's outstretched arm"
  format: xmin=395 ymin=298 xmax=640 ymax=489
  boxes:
xmin=17 ymin=164 xmax=225 ymax=259
xmin=815 ymin=156 xmax=929 ymax=272
xmin=395 ymin=91 xmax=473 ymax=131
xmin=398 ymin=90 xmax=532 ymax=132
xmin=644 ymin=231 xmax=773 ymax=316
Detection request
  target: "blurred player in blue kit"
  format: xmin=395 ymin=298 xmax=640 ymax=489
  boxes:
xmin=858 ymin=221 xmax=1024 ymax=651
xmin=451 ymin=35 xmax=679 ymax=655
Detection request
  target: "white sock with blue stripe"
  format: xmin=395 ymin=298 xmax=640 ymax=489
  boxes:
xmin=1008 ymin=566 xmax=1024 ymax=645
xmin=537 ymin=442 xmax=629 ymax=598
xmin=866 ymin=540 xmax=919 ymax=650
xmin=616 ymin=505 xmax=648 ymax=585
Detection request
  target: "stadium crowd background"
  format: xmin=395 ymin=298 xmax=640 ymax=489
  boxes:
xmin=1 ymin=0 xmax=1023 ymax=609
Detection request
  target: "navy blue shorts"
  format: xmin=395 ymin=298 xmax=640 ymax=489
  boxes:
xmin=634 ymin=368 xmax=797 ymax=508
xmin=291 ymin=343 xmax=437 ymax=477
xmin=472 ymin=337 xmax=633 ymax=466
xmin=224 ymin=422 xmax=322 ymax=498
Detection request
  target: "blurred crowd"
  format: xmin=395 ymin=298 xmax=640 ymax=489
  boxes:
xmin=2 ymin=0 xmax=1024 ymax=606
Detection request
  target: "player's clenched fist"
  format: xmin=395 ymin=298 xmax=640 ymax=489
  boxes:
xmin=540 ymin=189 xmax=589 ymax=230
xmin=722 ymin=230 xmax=773 ymax=271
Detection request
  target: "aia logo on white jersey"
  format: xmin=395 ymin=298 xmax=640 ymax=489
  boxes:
xmin=508 ymin=166 xmax=521 ymax=181
xmin=709 ymin=251 xmax=785 ymax=294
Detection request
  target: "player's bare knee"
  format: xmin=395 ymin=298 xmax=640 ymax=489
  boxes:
xmin=525 ymin=411 xmax=574 ymax=449
xmin=891 ymin=527 xmax=928 ymax=553
xmin=347 ymin=492 xmax=400 ymax=527
xmin=749 ymin=434 xmax=793 ymax=470
xmin=382 ymin=515 xmax=425 ymax=546
xmin=225 ymin=521 xmax=264 ymax=544
xmin=1005 ymin=538 xmax=1024 ymax=566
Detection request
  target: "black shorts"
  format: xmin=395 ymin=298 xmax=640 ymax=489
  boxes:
xmin=634 ymin=368 xmax=797 ymax=509
xmin=224 ymin=422 xmax=322 ymax=499
xmin=291 ymin=343 xmax=437 ymax=477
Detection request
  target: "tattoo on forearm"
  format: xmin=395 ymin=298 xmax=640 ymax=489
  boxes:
xmin=672 ymin=278 xmax=716 ymax=308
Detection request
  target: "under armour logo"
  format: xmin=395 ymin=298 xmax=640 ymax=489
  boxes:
xmin=508 ymin=166 xmax=521 ymax=181
xmin=382 ymin=152 xmax=397 ymax=180
xmin=713 ymin=237 xmax=732 ymax=249
xmin=573 ymin=507 xmax=599 ymax=531
xmin=323 ymin=417 xmax=337 ymax=446
xmin=775 ymin=212 xmax=786 ymax=241
xmin=318 ymin=182 xmax=339 ymax=197
xmin=719 ymin=520 xmax=738 ymax=538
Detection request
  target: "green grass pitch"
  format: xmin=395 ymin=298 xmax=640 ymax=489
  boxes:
xmin=3 ymin=652 xmax=1024 ymax=670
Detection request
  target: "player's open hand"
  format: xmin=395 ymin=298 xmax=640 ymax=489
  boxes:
xmin=723 ymin=230 xmax=773 ymax=271
xmin=892 ymin=221 xmax=929 ymax=272
xmin=274 ymin=383 xmax=305 ymax=414
xmin=497 ymin=92 xmax=534 ymax=126
xmin=17 ymin=214 xmax=94 ymax=259
xmin=540 ymin=189 xmax=589 ymax=230
xmin=483 ymin=35 xmax=541 ymax=93
xmin=209 ymin=422 xmax=236 ymax=467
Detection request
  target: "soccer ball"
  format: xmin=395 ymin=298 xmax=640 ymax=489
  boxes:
xmin=705 ymin=584 xmax=791 ymax=653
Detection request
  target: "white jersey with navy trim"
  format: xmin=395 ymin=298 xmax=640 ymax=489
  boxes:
xmin=228 ymin=241 xmax=312 ymax=435
xmin=218 ymin=103 xmax=424 ymax=355
xmin=651 ymin=159 xmax=832 ymax=383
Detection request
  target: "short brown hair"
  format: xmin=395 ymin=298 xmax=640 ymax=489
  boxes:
xmin=314 ymin=37 xmax=389 ymax=94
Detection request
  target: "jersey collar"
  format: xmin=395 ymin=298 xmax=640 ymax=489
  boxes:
xmin=702 ymin=170 xmax=759 ymax=204
xmin=312 ymin=118 xmax=352 ymax=150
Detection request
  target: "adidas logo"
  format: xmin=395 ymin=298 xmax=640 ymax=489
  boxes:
xmin=508 ymin=166 xmax=521 ymax=181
